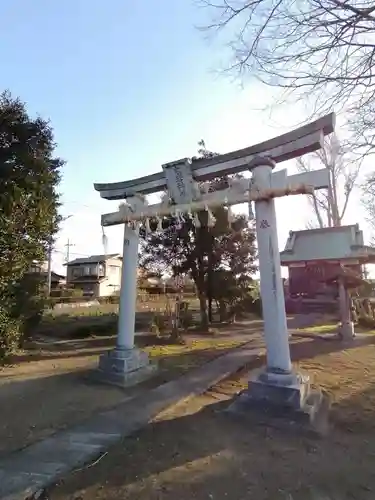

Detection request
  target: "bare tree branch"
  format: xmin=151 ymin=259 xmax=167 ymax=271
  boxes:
xmin=199 ymin=0 xmax=375 ymax=156
xmin=362 ymin=173 xmax=375 ymax=237
xmin=296 ymin=134 xmax=359 ymax=227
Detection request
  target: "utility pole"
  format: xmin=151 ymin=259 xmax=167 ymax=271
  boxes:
xmin=46 ymin=215 xmax=74 ymax=296
xmin=65 ymin=239 xmax=75 ymax=263
xmin=47 ymin=238 xmax=53 ymax=296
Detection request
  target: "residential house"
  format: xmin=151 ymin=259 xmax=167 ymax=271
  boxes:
xmin=28 ymin=260 xmax=66 ymax=290
xmin=66 ymin=254 xmax=122 ymax=297
xmin=44 ymin=271 xmax=66 ymax=290
xmin=29 ymin=260 xmax=48 ymax=274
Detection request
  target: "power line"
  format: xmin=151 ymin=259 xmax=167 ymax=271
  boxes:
xmin=52 ymin=249 xmax=88 ymax=257
xmin=60 ymin=201 xmax=103 ymax=211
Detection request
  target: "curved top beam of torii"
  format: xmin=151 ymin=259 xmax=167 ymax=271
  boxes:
xmin=94 ymin=113 xmax=335 ymax=200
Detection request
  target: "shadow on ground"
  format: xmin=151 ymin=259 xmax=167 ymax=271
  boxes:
xmin=44 ymin=334 xmax=375 ymax=500
xmin=290 ymin=334 xmax=375 ymax=362
xmin=11 ymin=334 xmax=250 ymax=365
xmin=49 ymin=387 xmax=375 ymax=500
xmin=0 ymin=344 xmax=245 ymax=458
xmin=15 ymin=317 xmax=263 ymax=364
xmin=332 ymin=382 xmax=375 ymax=433
xmin=21 ymin=312 xmax=365 ymax=366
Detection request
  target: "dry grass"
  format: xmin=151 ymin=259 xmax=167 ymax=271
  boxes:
xmin=146 ymin=339 xmax=246 ymax=378
xmin=298 ymin=323 xmax=338 ymax=334
xmin=47 ymin=303 xmax=119 ymax=317
xmin=296 ymin=322 xmax=375 ymax=337
xmin=48 ymin=294 xmax=199 ymax=318
xmin=49 ymin=337 xmax=375 ymax=500
xmin=214 ymin=336 xmax=375 ymax=424
xmin=38 ymin=295 xmax=201 ymax=339
xmin=146 ymin=338 xmax=244 ymax=357
xmin=297 ymin=343 xmax=375 ymax=431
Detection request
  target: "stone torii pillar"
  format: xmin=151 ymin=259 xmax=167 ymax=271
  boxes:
xmin=116 ymin=222 xmax=140 ymax=350
xmin=237 ymin=157 xmax=311 ymax=414
xmin=95 ymin=196 xmax=156 ymax=388
xmin=251 ymin=157 xmax=292 ymax=375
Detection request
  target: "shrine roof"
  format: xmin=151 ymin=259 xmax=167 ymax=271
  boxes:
xmin=280 ymin=225 xmax=375 ymax=265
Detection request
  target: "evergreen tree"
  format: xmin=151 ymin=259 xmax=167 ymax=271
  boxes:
xmin=139 ymin=142 xmax=257 ymax=328
xmin=0 ymin=92 xmax=63 ymax=357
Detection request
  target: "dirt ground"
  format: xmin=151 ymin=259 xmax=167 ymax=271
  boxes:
xmin=49 ymin=335 xmax=375 ymax=500
xmin=0 ymin=325 xmax=257 ymax=458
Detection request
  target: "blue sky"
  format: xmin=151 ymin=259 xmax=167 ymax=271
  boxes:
xmin=0 ymin=1 xmax=366 ymax=273
xmin=1 ymin=1 xmax=232 ymax=192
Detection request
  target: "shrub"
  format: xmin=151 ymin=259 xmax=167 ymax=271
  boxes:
xmin=98 ymin=294 xmax=120 ymax=305
xmin=66 ymin=288 xmax=84 ymax=298
xmin=229 ymin=294 xmax=262 ymax=319
xmin=149 ymin=312 xmax=169 ymax=336
xmin=0 ymin=308 xmax=21 ymax=360
xmin=180 ymin=309 xmax=194 ymax=329
xmin=357 ymin=314 xmax=375 ymax=328
xmin=11 ymin=274 xmax=47 ymax=345
xmin=352 ymin=297 xmax=375 ymax=329
xmin=52 ymin=295 xmax=93 ymax=305
xmin=0 ymin=273 xmax=52 ymax=359
xmin=176 ymin=301 xmax=194 ymax=329
xmin=68 ymin=320 xmax=117 ymax=338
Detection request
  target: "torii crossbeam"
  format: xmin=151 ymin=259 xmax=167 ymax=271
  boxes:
xmin=95 ymin=113 xmax=334 ymax=199
xmin=93 ymin=113 xmax=334 ymax=424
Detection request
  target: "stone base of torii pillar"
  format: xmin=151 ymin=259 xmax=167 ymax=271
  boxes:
xmin=227 ymin=158 xmax=329 ymax=433
xmin=95 ymin=347 xmax=156 ymax=388
xmin=338 ymin=278 xmax=355 ymax=341
xmin=92 ymin=222 xmax=157 ymax=388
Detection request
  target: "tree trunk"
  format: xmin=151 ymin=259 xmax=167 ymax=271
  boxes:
xmin=198 ymin=292 xmax=209 ymax=329
xmin=218 ymin=300 xmax=227 ymax=322
xmin=208 ymin=297 xmax=213 ymax=323
xmin=330 ymin=169 xmax=341 ymax=226
xmin=207 ymin=230 xmax=215 ymax=323
xmin=207 ymin=251 xmax=213 ymax=323
xmin=312 ymin=191 xmax=324 ymax=228
xmin=191 ymin=269 xmax=209 ymax=330
xmin=207 ymin=264 xmax=213 ymax=323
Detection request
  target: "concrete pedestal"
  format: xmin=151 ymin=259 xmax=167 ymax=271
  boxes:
xmin=227 ymin=367 xmax=329 ymax=434
xmin=338 ymin=321 xmax=355 ymax=341
xmin=94 ymin=347 xmax=157 ymax=388
xmin=246 ymin=368 xmax=310 ymax=409
xmin=338 ymin=280 xmax=355 ymax=340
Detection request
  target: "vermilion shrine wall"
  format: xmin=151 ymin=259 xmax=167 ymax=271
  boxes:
xmin=287 ymin=262 xmax=362 ymax=297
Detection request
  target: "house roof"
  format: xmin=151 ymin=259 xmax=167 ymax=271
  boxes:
xmin=66 ymin=254 xmax=121 ymax=266
xmin=40 ymin=271 xmax=66 ymax=281
xmin=28 ymin=270 xmax=65 ymax=281
xmin=280 ymin=225 xmax=375 ymax=265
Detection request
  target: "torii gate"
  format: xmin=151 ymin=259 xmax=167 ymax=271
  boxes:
xmin=94 ymin=113 xmax=334 ymax=413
